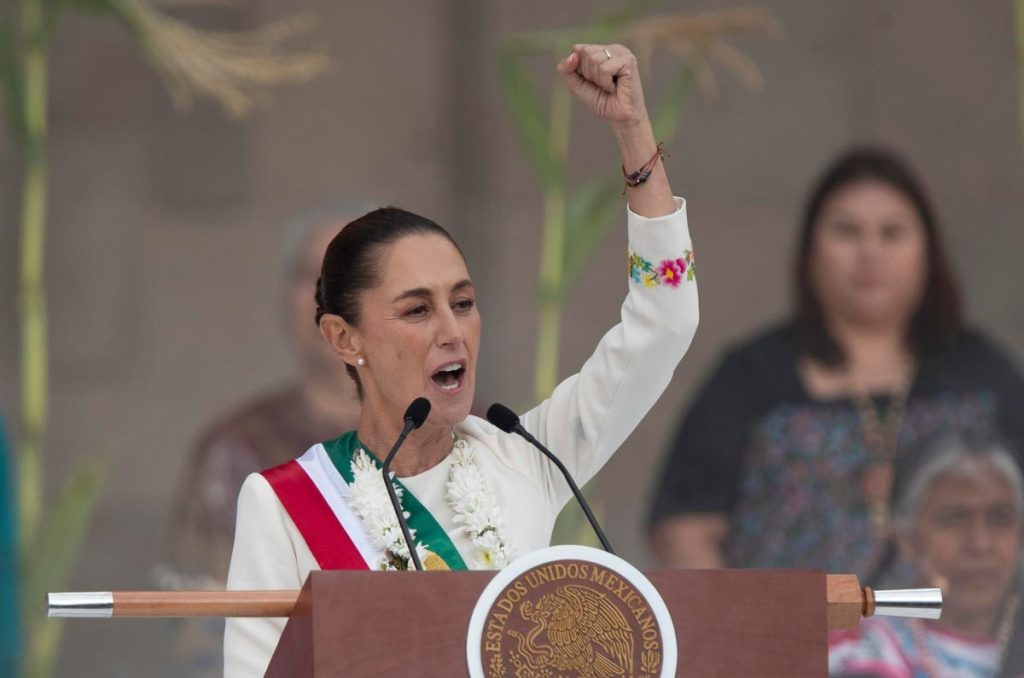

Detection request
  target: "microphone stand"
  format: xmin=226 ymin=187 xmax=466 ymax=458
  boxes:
xmin=381 ymin=421 xmax=423 ymax=571
xmin=486 ymin=403 xmax=614 ymax=554
xmin=515 ymin=425 xmax=615 ymax=554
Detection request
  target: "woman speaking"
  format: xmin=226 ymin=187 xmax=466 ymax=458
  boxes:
xmin=224 ymin=44 xmax=699 ymax=676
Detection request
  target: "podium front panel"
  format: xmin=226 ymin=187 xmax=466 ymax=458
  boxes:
xmin=268 ymin=569 xmax=826 ymax=677
xmin=649 ymin=569 xmax=825 ymax=677
xmin=269 ymin=571 xmax=494 ymax=677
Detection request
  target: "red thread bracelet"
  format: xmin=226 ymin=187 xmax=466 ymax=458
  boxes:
xmin=622 ymin=143 xmax=668 ymax=194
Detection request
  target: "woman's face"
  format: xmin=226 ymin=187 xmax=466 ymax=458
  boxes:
xmin=809 ymin=180 xmax=928 ymax=330
xmin=350 ymin=233 xmax=480 ymax=430
xmin=903 ymin=460 xmax=1021 ymax=626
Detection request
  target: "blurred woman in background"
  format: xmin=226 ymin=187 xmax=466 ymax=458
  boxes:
xmin=648 ymin=147 xmax=1024 ymax=578
xmin=829 ymin=434 xmax=1022 ymax=677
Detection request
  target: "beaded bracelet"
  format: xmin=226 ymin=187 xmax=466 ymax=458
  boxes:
xmin=622 ymin=142 xmax=668 ymax=194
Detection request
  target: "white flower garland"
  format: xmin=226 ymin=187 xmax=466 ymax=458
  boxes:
xmin=347 ymin=438 xmax=515 ymax=571
xmin=445 ymin=439 xmax=516 ymax=569
xmin=348 ymin=449 xmax=426 ymax=570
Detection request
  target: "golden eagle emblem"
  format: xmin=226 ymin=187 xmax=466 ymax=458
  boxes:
xmin=508 ymin=584 xmax=634 ymax=677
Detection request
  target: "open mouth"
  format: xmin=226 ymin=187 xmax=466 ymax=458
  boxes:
xmin=431 ymin=362 xmax=466 ymax=392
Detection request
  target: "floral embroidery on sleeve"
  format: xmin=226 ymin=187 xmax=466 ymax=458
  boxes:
xmin=628 ymin=249 xmax=695 ymax=288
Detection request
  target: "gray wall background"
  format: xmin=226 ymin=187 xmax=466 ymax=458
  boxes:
xmin=2 ymin=1 xmax=1023 ymax=674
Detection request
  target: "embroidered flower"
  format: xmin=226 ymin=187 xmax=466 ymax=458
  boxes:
xmin=627 ymin=248 xmax=695 ymax=288
xmin=628 ymin=251 xmax=653 ymax=284
xmin=657 ymin=258 xmax=685 ymax=287
xmin=684 ymin=248 xmax=696 ymax=281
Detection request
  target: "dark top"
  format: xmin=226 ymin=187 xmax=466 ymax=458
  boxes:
xmin=648 ymin=323 xmax=1024 ymax=577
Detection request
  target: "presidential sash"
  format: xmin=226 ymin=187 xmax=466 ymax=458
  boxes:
xmin=260 ymin=457 xmax=369 ymax=570
xmin=261 ymin=431 xmax=466 ymax=571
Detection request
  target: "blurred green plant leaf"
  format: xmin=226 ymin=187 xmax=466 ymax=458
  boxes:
xmin=561 ymin=177 xmax=622 ymax=292
xmin=24 ymin=616 xmax=59 ymax=678
xmin=499 ymin=46 xmax=561 ymax=189
xmin=551 ymin=482 xmax=604 ymax=547
xmin=61 ymin=0 xmax=116 ymax=10
xmin=505 ymin=0 xmax=663 ymax=53
xmin=588 ymin=0 xmax=664 ymax=37
xmin=0 ymin=8 xmax=25 ymax=142
xmin=504 ymin=25 xmax=612 ymax=54
xmin=21 ymin=457 xmax=107 ymax=646
xmin=651 ymin=63 xmax=694 ymax=143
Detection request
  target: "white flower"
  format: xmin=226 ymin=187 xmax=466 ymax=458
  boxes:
xmin=445 ymin=437 xmax=516 ymax=570
xmin=347 ymin=439 xmax=515 ymax=572
xmin=348 ymin=448 xmax=430 ymax=570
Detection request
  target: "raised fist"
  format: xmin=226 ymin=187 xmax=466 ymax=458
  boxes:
xmin=557 ymin=44 xmax=649 ymax=130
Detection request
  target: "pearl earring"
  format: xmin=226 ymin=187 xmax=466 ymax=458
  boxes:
xmin=356 ymin=357 xmax=366 ymax=366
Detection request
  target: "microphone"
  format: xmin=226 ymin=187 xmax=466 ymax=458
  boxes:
xmin=486 ymin=403 xmax=615 ymax=554
xmin=381 ymin=397 xmax=431 ymax=570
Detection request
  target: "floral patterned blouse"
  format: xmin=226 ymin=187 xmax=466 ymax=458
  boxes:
xmin=828 ymin=617 xmax=1002 ymax=677
xmin=648 ymin=324 xmax=1024 ymax=579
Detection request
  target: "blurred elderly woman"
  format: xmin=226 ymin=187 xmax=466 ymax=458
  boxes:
xmin=224 ymin=44 xmax=700 ymax=676
xmin=829 ymin=434 xmax=1023 ymax=677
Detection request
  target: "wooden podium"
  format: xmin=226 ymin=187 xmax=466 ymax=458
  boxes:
xmin=268 ymin=569 xmax=836 ymax=677
xmin=48 ymin=563 xmax=934 ymax=677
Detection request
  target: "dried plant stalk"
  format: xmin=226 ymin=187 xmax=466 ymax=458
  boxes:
xmin=626 ymin=7 xmax=781 ymax=98
xmin=112 ymin=0 xmax=329 ymax=117
xmin=5 ymin=1 xmax=328 ymax=675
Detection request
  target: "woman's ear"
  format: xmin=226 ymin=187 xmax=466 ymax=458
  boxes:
xmin=319 ymin=314 xmax=362 ymax=367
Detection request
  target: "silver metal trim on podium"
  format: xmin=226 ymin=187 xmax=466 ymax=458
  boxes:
xmin=873 ymin=588 xmax=942 ymax=619
xmin=47 ymin=592 xmax=114 ymax=618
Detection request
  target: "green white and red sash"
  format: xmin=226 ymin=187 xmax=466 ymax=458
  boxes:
xmin=260 ymin=449 xmax=372 ymax=570
xmin=260 ymin=431 xmax=467 ymax=571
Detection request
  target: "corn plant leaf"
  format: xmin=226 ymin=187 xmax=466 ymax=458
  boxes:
xmin=589 ymin=0 xmax=665 ymax=35
xmin=651 ymin=63 xmax=695 ymax=143
xmin=21 ymin=456 xmax=107 ymax=640
xmin=506 ymin=0 xmax=663 ymax=53
xmin=498 ymin=46 xmax=562 ymax=189
xmin=53 ymin=0 xmax=115 ymax=13
xmin=561 ymin=177 xmax=622 ymax=293
xmin=551 ymin=482 xmax=603 ymax=547
xmin=24 ymin=616 xmax=62 ymax=678
xmin=38 ymin=0 xmax=98 ymax=44
xmin=0 ymin=9 xmax=25 ymax=144
xmin=504 ymin=26 xmax=614 ymax=54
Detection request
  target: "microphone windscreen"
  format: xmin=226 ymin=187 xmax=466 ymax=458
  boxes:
xmin=404 ymin=397 xmax=431 ymax=429
xmin=486 ymin=403 xmax=520 ymax=433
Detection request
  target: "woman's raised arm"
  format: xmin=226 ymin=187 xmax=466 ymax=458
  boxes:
xmin=557 ymin=44 xmax=676 ymax=218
